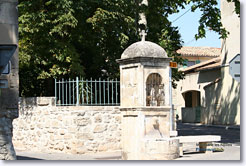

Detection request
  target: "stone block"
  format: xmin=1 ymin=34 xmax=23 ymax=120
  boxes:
xmin=98 ymin=142 xmax=118 ymax=152
xmin=45 ymin=121 xmax=51 ymax=128
xmin=75 ymin=117 xmax=91 ymax=126
xmin=48 ymin=128 xmax=55 ymax=133
xmin=64 ymin=133 xmax=73 ymax=140
xmin=94 ymin=115 xmax=102 ymax=123
xmin=54 ymin=142 xmax=64 ymax=151
xmin=93 ymin=125 xmax=107 ymax=133
xmin=50 ymin=134 xmax=55 ymax=141
xmin=30 ymin=124 xmax=35 ymax=130
xmin=0 ymin=24 xmax=17 ymax=44
xmin=77 ymin=133 xmax=94 ymax=140
xmin=43 ymin=110 xmax=49 ymax=115
xmin=55 ymin=135 xmax=63 ymax=140
xmin=37 ymin=123 xmax=43 ymax=129
xmin=64 ymin=118 xmax=73 ymax=126
xmin=109 ymin=124 xmax=118 ymax=132
xmin=59 ymin=129 xmax=66 ymax=135
xmin=57 ymin=115 xmax=63 ymax=121
xmin=0 ymin=146 xmax=7 ymax=154
xmin=51 ymin=121 xmax=60 ymax=128
xmin=77 ymin=112 xmax=85 ymax=116
xmin=37 ymin=98 xmax=50 ymax=106
xmin=36 ymin=130 xmax=41 ymax=137
xmin=115 ymin=116 xmax=121 ymax=123
xmin=103 ymin=115 xmax=111 ymax=123
xmin=0 ymin=138 xmax=8 ymax=145
xmin=76 ymin=147 xmax=87 ymax=154
xmin=68 ymin=127 xmax=77 ymax=133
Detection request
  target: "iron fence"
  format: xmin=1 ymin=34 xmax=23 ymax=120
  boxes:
xmin=55 ymin=77 xmax=120 ymax=106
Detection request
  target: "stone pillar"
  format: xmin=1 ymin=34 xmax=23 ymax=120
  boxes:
xmin=117 ymin=41 xmax=180 ymax=160
xmin=120 ymin=107 xmax=179 ymax=160
xmin=0 ymin=0 xmax=19 ymax=160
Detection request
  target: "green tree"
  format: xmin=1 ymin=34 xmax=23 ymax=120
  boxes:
xmin=19 ymin=0 xmax=85 ymax=96
xmin=19 ymin=0 xmax=240 ymax=96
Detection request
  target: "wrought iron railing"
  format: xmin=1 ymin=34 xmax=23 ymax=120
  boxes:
xmin=55 ymin=77 xmax=120 ymax=106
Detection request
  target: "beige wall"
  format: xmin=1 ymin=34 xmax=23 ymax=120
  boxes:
xmin=173 ymin=68 xmax=221 ymax=121
xmin=201 ymin=0 xmax=240 ymax=125
xmin=173 ymin=73 xmax=205 ymax=120
xmin=182 ymin=56 xmax=212 ymax=63
xmin=178 ymin=56 xmax=214 ymax=68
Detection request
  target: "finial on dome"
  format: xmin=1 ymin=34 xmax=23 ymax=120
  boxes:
xmin=140 ymin=30 xmax=147 ymax=41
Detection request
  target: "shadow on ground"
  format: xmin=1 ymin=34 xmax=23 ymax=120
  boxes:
xmin=17 ymin=156 xmax=43 ymax=160
xmin=94 ymin=156 xmax=121 ymax=160
xmin=177 ymin=123 xmax=240 ymax=144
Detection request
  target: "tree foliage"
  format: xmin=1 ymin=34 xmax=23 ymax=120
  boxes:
xmin=19 ymin=0 xmax=240 ymax=96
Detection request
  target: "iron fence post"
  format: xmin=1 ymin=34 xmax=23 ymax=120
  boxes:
xmin=55 ymin=79 xmax=57 ymax=106
xmin=76 ymin=77 xmax=79 ymax=106
xmin=82 ymin=78 xmax=84 ymax=105
xmin=91 ymin=78 xmax=92 ymax=105
xmin=62 ymin=78 xmax=64 ymax=105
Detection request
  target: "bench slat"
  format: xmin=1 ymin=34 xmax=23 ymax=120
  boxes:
xmin=177 ymin=135 xmax=221 ymax=143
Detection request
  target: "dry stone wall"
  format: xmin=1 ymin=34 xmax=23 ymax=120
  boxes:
xmin=13 ymin=97 xmax=121 ymax=154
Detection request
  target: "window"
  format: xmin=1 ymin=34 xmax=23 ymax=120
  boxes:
xmin=183 ymin=60 xmax=199 ymax=68
xmin=187 ymin=61 xmax=195 ymax=67
xmin=195 ymin=60 xmax=201 ymax=64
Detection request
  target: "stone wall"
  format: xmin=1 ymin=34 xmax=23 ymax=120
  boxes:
xmin=0 ymin=0 xmax=19 ymax=160
xmin=13 ymin=97 xmax=122 ymax=154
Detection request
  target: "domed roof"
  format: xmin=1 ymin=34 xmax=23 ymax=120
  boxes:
xmin=121 ymin=41 xmax=168 ymax=59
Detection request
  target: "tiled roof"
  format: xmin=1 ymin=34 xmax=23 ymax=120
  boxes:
xmin=196 ymin=62 xmax=221 ymax=71
xmin=180 ymin=57 xmax=221 ymax=73
xmin=177 ymin=46 xmax=221 ymax=57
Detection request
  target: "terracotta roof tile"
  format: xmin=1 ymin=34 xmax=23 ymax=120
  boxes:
xmin=177 ymin=46 xmax=221 ymax=57
xmin=196 ymin=62 xmax=221 ymax=71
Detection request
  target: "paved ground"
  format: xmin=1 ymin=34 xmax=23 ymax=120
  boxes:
xmin=16 ymin=123 xmax=240 ymax=160
xmin=16 ymin=151 xmax=122 ymax=160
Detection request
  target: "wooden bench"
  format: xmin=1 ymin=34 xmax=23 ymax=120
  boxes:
xmin=177 ymin=135 xmax=221 ymax=156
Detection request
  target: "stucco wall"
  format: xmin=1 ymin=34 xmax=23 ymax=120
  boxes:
xmin=201 ymin=0 xmax=240 ymax=125
xmin=0 ymin=0 xmax=19 ymax=160
xmin=219 ymin=0 xmax=240 ymax=125
xmin=13 ymin=97 xmax=122 ymax=154
xmin=173 ymin=73 xmax=206 ymax=120
xmin=201 ymin=78 xmax=240 ymax=125
xmin=173 ymin=68 xmax=221 ymax=121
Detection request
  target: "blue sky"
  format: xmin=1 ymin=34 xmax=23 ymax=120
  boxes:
xmin=168 ymin=2 xmax=221 ymax=48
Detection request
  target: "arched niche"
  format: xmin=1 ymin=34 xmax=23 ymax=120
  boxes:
xmin=146 ymin=73 xmax=165 ymax=106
